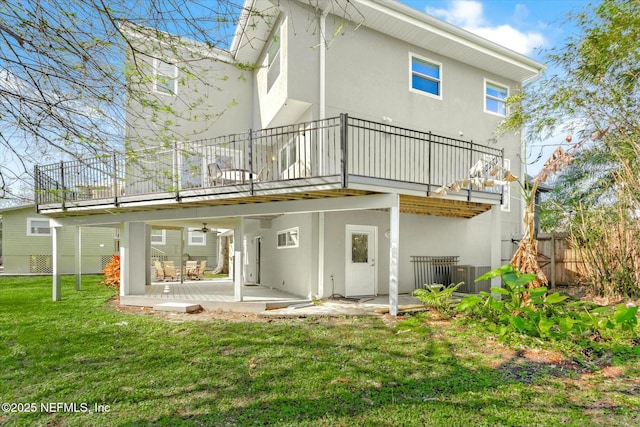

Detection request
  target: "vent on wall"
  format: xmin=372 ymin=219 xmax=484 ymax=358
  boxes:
xmin=30 ymin=255 xmax=52 ymax=274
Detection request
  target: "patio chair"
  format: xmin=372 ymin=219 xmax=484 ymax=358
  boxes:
xmin=162 ymin=261 xmax=177 ymax=281
xmin=207 ymin=163 xmax=224 ymax=186
xmin=185 ymin=260 xmax=198 ymax=280
xmin=153 ymin=260 xmax=165 ymax=281
xmin=256 ymin=168 xmax=270 ymax=182
xmin=194 ymin=260 xmax=207 ymax=280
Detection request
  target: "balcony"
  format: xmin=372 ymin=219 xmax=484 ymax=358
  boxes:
xmin=34 ymin=114 xmax=504 ymax=217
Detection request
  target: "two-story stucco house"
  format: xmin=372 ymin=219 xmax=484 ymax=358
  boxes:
xmin=33 ymin=0 xmax=545 ymax=314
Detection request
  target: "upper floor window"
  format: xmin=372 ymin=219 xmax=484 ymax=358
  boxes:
xmin=410 ymin=54 xmax=441 ymax=98
xmin=188 ymin=228 xmax=206 ymax=246
xmin=154 ymin=59 xmax=178 ymax=95
xmin=266 ymin=24 xmax=281 ymax=91
xmin=150 ymin=229 xmax=166 ymax=245
xmin=485 ymin=80 xmax=508 ymax=116
xmin=27 ymin=218 xmax=51 ymax=236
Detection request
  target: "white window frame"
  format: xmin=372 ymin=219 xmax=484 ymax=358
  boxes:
xmin=265 ymin=21 xmax=282 ymax=91
xmin=150 ymin=229 xmax=166 ymax=245
xmin=484 ymin=79 xmax=509 ymax=116
xmin=409 ymin=53 xmax=442 ymax=99
xmin=188 ymin=228 xmax=207 ymax=246
xmin=154 ymin=58 xmax=178 ymax=96
xmin=277 ymin=227 xmax=299 ymax=249
xmin=501 ymin=159 xmax=511 ymax=212
xmin=27 ymin=218 xmax=51 ymax=236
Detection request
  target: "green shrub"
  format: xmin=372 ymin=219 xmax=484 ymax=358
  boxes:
xmin=457 ymin=264 xmax=639 ymax=356
xmin=413 ymin=283 xmax=463 ymax=317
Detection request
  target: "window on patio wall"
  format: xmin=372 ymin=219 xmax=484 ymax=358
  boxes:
xmin=150 ymin=229 xmax=166 ymax=245
xmin=188 ymin=228 xmax=206 ymax=246
xmin=277 ymin=227 xmax=299 ymax=249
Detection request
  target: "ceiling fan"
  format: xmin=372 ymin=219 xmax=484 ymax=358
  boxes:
xmin=200 ymin=223 xmax=209 ymax=233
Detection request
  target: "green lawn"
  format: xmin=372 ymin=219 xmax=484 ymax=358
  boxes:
xmin=0 ymin=276 xmax=638 ymax=426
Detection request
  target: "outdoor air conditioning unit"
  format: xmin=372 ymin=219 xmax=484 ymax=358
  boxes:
xmin=451 ymin=265 xmax=491 ymax=294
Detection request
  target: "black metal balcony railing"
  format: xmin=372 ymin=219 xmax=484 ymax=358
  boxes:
xmin=34 ymin=114 xmax=504 ymax=210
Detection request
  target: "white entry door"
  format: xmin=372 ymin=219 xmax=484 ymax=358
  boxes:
xmin=345 ymin=225 xmax=377 ymax=296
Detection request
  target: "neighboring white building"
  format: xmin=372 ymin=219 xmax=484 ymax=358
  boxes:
xmin=33 ymin=0 xmax=545 ymax=314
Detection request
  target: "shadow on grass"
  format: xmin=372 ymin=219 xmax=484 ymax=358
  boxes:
xmin=116 ymin=333 xmax=595 ymax=427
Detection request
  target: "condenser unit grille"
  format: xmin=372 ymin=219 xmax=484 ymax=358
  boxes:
xmin=411 ymin=256 xmax=459 ymax=289
xmin=451 ymin=265 xmax=491 ymax=293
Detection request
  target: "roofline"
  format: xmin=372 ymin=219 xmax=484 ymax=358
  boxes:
xmin=0 ymin=204 xmax=35 ymax=214
xmin=371 ymin=0 xmax=545 ymax=74
xmin=231 ymin=0 xmax=545 ymax=81
xmin=120 ymin=20 xmax=236 ymax=63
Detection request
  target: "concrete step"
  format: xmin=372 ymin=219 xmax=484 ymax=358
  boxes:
xmin=154 ymin=302 xmax=202 ymax=313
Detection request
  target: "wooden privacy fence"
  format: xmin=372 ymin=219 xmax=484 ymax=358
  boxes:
xmin=536 ymin=232 xmax=586 ymax=287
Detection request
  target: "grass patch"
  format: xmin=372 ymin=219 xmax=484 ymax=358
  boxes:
xmin=0 ymin=276 xmax=639 ymax=426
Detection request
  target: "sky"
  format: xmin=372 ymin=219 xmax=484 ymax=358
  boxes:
xmin=404 ymin=0 xmax=590 ymax=60
xmin=402 ymin=0 xmax=594 ymax=174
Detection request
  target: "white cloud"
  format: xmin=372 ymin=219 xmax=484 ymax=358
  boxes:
xmin=472 ymin=25 xmax=545 ymax=55
xmin=426 ymin=0 xmax=546 ymax=55
xmin=427 ymin=0 xmax=485 ymax=27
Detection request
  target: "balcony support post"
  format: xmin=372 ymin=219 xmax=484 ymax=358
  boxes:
xmin=233 ymin=217 xmax=245 ymax=302
xmin=119 ymin=222 xmax=147 ymax=297
xmin=388 ymin=193 xmax=400 ymax=316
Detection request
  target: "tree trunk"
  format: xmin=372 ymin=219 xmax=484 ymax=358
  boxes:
xmin=212 ymin=235 xmax=229 ymax=274
xmin=510 ymin=203 xmax=547 ymax=288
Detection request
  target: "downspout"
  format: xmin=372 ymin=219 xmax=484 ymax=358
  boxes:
xmin=317 ymin=7 xmax=329 ymax=299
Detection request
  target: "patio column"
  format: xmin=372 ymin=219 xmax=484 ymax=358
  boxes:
xmin=52 ymin=225 xmax=63 ymax=301
xmin=120 ymin=222 xmax=146 ymax=297
xmin=317 ymin=212 xmax=325 ymax=298
xmin=490 ymin=204 xmax=502 ymax=289
xmin=233 ymin=217 xmax=245 ymax=302
xmin=145 ymin=224 xmax=152 ymax=286
xmin=388 ymin=193 xmax=400 ymax=316
xmin=180 ymin=227 xmax=185 ymax=284
xmin=74 ymin=226 xmax=81 ymax=291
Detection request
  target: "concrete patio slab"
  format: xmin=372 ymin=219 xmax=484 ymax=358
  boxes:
xmin=120 ymin=278 xmax=309 ymax=313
